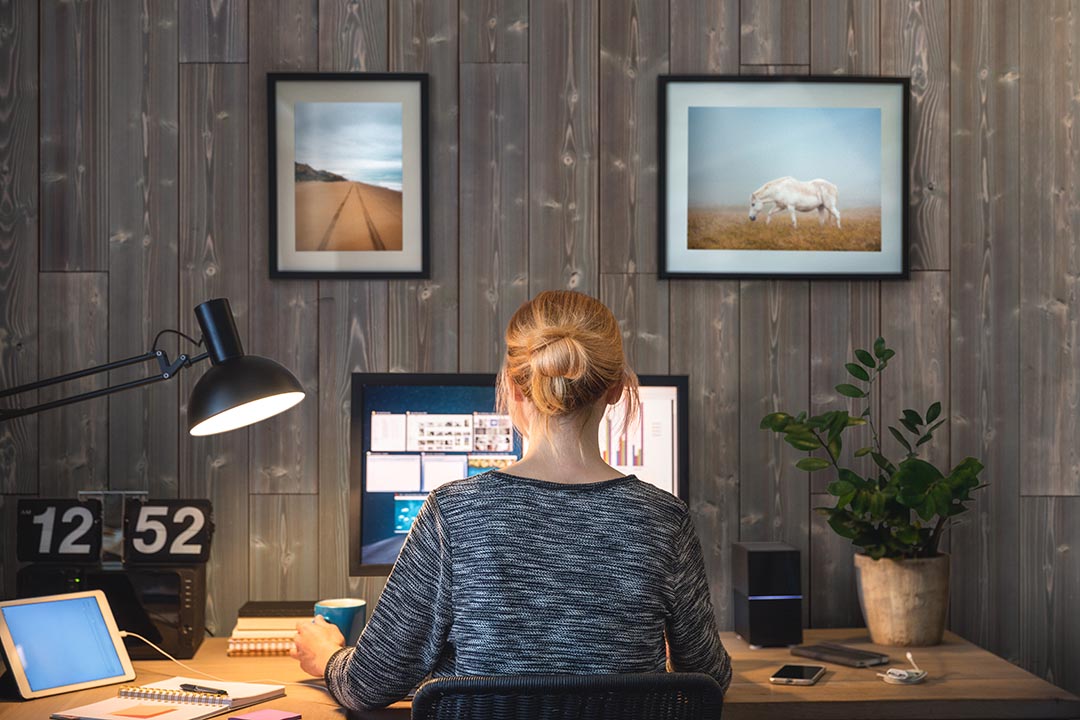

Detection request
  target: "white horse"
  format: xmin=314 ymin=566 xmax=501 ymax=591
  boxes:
xmin=748 ymin=177 xmax=841 ymax=229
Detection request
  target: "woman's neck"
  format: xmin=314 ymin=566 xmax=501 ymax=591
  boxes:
xmin=506 ymin=413 xmax=624 ymax=484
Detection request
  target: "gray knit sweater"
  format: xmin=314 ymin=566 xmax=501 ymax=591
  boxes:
xmin=324 ymin=471 xmax=732 ymax=710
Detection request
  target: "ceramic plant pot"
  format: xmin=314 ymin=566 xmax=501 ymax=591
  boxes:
xmin=853 ymin=553 xmax=950 ymax=646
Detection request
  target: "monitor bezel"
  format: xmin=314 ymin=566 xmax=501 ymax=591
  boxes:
xmin=0 ymin=590 xmax=136 ymax=699
xmin=349 ymin=372 xmax=690 ymax=576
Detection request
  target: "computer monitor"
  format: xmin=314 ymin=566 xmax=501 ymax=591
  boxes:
xmin=349 ymin=373 xmax=689 ymax=575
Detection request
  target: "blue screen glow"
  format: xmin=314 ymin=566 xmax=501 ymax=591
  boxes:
xmin=2 ymin=596 xmax=125 ymax=691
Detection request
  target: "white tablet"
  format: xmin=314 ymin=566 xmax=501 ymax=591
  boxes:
xmin=0 ymin=590 xmax=136 ymax=699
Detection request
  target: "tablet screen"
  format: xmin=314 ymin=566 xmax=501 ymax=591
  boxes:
xmin=1 ymin=595 xmax=126 ymax=692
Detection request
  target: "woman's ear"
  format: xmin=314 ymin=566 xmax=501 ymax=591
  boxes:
xmin=604 ymin=381 xmax=625 ymax=406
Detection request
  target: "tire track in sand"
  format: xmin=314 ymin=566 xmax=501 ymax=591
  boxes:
xmin=354 ymin=184 xmax=386 ymax=251
xmin=317 ymin=184 xmax=357 ymax=251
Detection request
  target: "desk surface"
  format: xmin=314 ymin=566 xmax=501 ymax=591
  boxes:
xmin=4 ymin=629 xmax=1078 ymax=720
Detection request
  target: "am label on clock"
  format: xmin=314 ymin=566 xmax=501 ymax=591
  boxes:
xmin=123 ymin=499 xmax=214 ymax=563
xmin=16 ymin=499 xmax=103 ymax=562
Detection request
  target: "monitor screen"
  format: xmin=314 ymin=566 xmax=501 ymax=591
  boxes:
xmin=0 ymin=594 xmax=127 ymax=693
xmin=349 ymin=374 xmax=689 ymax=575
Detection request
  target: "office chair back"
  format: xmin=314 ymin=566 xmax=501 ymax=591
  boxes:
xmin=410 ymin=672 xmax=723 ymax=720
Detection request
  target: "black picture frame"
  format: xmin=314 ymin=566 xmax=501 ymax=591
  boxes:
xmin=658 ymin=75 xmax=910 ymax=280
xmin=267 ymin=72 xmax=430 ymax=279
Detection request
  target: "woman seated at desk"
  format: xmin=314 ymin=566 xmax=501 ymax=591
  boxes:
xmin=292 ymin=290 xmax=732 ymax=710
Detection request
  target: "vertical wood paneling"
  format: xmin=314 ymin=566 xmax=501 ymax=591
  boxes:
xmin=1020 ymin=497 xmax=1080 ymax=694
xmin=250 ymin=494 xmax=320 ymax=600
xmin=670 ymin=282 xmax=739 ymax=629
xmin=179 ymin=63 xmax=250 ymax=635
xmin=599 ymin=0 xmax=667 ymax=274
xmin=810 ymin=492 xmax=863 ymax=627
xmin=179 ymin=0 xmax=247 ymax=62
xmin=388 ymin=0 xmax=460 ymax=373
xmin=460 ymin=0 xmax=528 ymax=63
xmin=739 ymin=64 xmax=810 ymax=75
xmin=40 ymin=0 xmax=109 ymax=271
xmin=0 ymin=0 xmax=38 ymax=495
xmin=1019 ymin=0 xmax=1080 ymax=497
xmin=881 ymin=272 xmax=949 ymax=469
xmin=248 ymin=0 xmax=320 ymax=494
xmin=670 ymin=0 xmax=739 ymax=73
xmin=38 ymin=273 xmax=109 ymax=496
xmin=950 ymin=0 xmax=1020 ymax=663
xmin=807 ymin=282 xmax=878 ymax=627
xmin=460 ymin=63 xmax=529 ymax=373
xmin=601 ymin=274 xmax=669 ymax=375
xmin=739 ymin=280 xmax=811 ymax=626
xmin=881 ymin=0 xmax=950 ymax=271
xmin=740 ymin=0 xmax=811 ymax=65
xmin=668 ymin=0 xmax=741 ymax=631
xmin=319 ymin=0 xmax=387 ymax=72
xmin=107 ymin=0 xmax=179 ymax=497
xmin=528 ymin=0 xmax=598 ymax=295
xmin=317 ymin=1 xmax=390 ymax=603
xmin=810 ymin=0 xmax=879 ymax=73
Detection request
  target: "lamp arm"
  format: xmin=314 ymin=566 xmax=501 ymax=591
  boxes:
xmin=0 ymin=348 xmax=210 ymax=422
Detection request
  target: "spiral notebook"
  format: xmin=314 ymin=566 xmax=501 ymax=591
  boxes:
xmin=51 ymin=676 xmax=284 ymax=720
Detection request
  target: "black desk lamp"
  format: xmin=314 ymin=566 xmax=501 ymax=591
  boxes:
xmin=0 ymin=298 xmax=304 ymax=436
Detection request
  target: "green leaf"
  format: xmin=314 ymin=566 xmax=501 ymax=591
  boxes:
xmin=836 ymin=384 xmax=868 ymax=399
xmin=784 ymin=434 xmax=821 ymax=452
xmin=827 ymin=435 xmax=842 ymax=460
xmin=855 ymin=349 xmax=877 ymax=368
xmin=889 ymin=426 xmax=913 ymax=452
xmin=854 ymin=446 xmax=873 ymax=457
xmin=873 ymin=337 xmax=887 ymax=358
xmin=845 ymin=362 xmax=870 ymax=381
xmin=845 ymin=416 xmax=868 ymax=427
xmin=916 ymin=433 xmax=933 ymax=447
xmin=871 ymin=452 xmax=895 ymax=473
xmin=903 ymin=409 xmax=924 ymax=427
xmin=827 ymin=479 xmax=856 ymax=497
xmin=926 ymin=401 xmax=942 ymax=423
xmin=882 ymin=349 xmax=896 ymax=361
xmin=759 ymin=412 xmax=792 ymax=431
xmin=900 ymin=417 xmax=920 ymax=435
xmin=796 ymin=457 xmax=831 ymax=472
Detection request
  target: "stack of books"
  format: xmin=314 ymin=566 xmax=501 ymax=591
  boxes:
xmin=227 ymin=600 xmax=315 ymax=657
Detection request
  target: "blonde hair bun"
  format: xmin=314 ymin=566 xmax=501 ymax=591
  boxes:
xmin=498 ymin=290 xmax=639 ymax=433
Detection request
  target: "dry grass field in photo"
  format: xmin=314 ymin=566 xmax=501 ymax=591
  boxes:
xmin=687 ymin=206 xmax=881 ymax=251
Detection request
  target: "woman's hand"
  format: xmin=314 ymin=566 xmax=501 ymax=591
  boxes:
xmin=291 ymin=615 xmax=346 ymax=677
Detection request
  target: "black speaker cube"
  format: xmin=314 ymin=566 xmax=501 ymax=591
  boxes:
xmin=733 ymin=541 xmax=802 ymax=648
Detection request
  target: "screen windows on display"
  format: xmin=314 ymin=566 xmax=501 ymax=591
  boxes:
xmin=351 ymin=374 xmax=688 ymax=572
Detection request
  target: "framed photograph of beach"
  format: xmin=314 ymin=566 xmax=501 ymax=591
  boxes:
xmin=268 ymin=73 xmax=429 ymax=279
xmin=658 ymin=75 xmax=909 ymax=279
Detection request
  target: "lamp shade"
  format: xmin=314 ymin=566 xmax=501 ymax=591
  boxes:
xmin=188 ymin=356 xmax=304 ymax=436
xmin=187 ymin=299 xmax=305 ymax=436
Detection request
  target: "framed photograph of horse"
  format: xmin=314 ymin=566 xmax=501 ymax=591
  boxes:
xmin=658 ymin=75 xmax=909 ymax=279
xmin=268 ymin=73 xmax=429 ymax=279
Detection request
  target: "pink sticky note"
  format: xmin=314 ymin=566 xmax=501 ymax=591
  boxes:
xmin=228 ymin=710 xmax=301 ymax=720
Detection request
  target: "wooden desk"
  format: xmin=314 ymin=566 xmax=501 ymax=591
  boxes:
xmin=3 ymin=630 xmax=1078 ymax=719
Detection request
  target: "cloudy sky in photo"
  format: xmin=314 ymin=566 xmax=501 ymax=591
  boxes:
xmin=295 ymin=102 xmax=403 ymax=190
xmin=687 ymin=106 xmax=881 ymax=208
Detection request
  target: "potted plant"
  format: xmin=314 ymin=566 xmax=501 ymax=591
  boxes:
xmin=760 ymin=338 xmax=985 ymax=646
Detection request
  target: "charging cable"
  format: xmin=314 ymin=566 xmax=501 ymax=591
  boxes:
xmin=119 ymin=630 xmax=333 ymax=695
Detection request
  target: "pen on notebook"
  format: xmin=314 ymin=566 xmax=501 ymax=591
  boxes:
xmin=180 ymin=683 xmax=229 ymax=695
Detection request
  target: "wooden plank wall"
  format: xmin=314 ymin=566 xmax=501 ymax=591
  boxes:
xmin=1 ymin=0 xmax=1079 ymax=695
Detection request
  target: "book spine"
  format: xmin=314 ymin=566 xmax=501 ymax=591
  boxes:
xmin=227 ymin=638 xmax=296 ymax=656
xmin=117 ymin=686 xmax=231 ymax=706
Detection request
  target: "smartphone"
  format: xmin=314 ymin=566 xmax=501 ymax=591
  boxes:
xmin=769 ymin=664 xmax=826 ymax=686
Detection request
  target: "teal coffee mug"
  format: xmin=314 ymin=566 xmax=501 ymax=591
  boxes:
xmin=314 ymin=598 xmax=367 ymax=645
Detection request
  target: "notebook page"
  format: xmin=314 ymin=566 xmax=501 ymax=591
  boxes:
xmin=51 ymin=696 xmax=228 ymax=720
xmin=140 ymin=677 xmax=283 ymax=704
